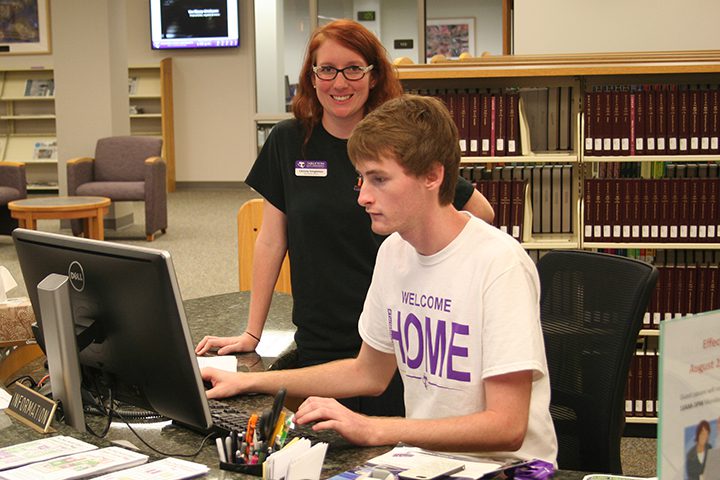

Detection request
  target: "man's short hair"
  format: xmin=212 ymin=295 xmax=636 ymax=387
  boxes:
xmin=348 ymin=94 xmax=460 ymax=205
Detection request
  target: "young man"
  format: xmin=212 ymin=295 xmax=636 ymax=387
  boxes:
xmin=202 ymin=95 xmax=557 ymax=464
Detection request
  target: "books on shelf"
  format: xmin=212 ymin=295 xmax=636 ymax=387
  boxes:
xmin=408 ymin=86 xmax=575 ymax=158
xmin=583 ymin=177 xmax=720 ymax=244
xmin=585 ymin=83 xmax=720 ymax=157
xmin=32 ymin=141 xmax=58 ymax=160
xmin=460 ymin=163 xmax=575 ymax=241
xmin=23 ymin=79 xmax=55 ymax=97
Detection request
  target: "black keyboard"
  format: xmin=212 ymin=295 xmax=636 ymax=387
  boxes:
xmin=208 ymin=399 xmax=252 ymax=436
xmin=207 ymin=399 xmax=328 ymax=445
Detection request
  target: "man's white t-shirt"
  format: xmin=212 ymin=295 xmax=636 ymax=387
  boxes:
xmin=359 ymin=215 xmax=557 ymax=464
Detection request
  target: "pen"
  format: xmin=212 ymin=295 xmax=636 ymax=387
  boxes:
xmin=230 ymin=431 xmax=238 ymax=463
xmin=269 ymin=411 xmax=286 ymax=448
xmin=246 ymin=414 xmax=258 ymax=444
xmin=215 ymin=437 xmax=227 ymax=463
xmin=224 ymin=436 xmax=233 ymax=463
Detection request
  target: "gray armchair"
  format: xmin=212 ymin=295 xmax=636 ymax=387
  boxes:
xmin=67 ymin=136 xmax=167 ymax=241
xmin=0 ymin=162 xmax=27 ymax=235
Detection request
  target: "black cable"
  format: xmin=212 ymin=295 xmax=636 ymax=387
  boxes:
xmin=85 ymin=387 xmax=113 ymax=439
xmin=5 ymin=375 xmax=36 ymax=389
xmin=112 ymin=408 xmax=215 ymax=458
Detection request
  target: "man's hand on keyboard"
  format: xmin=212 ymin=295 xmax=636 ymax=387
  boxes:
xmin=294 ymin=396 xmax=381 ymax=446
xmin=201 ymin=366 xmax=245 ymax=399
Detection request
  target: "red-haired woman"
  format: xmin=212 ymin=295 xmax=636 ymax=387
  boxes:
xmin=196 ymin=20 xmax=493 ymax=416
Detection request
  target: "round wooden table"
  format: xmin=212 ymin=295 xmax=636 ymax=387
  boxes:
xmin=8 ymin=196 xmax=111 ymax=240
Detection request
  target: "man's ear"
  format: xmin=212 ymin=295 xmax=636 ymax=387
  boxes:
xmin=424 ymin=163 xmax=445 ymax=192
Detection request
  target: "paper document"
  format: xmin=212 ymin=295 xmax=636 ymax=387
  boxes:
xmin=285 ymin=442 xmax=328 ymax=480
xmin=0 ymin=388 xmax=11 ymax=409
xmin=0 ymin=446 xmax=148 ymax=480
xmin=93 ymin=457 xmax=209 ymax=479
xmin=255 ymin=330 xmax=295 ymax=358
xmin=0 ymin=436 xmax=98 ymax=471
xmin=196 ymin=355 xmax=237 ymax=372
xmin=330 ymin=445 xmax=507 ymax=480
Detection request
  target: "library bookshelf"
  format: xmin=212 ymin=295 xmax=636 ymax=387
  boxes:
xmin=0 ymin=58 xmax=175 ymax=192
xmin=395 ymin=50 xmax=720 ymax=429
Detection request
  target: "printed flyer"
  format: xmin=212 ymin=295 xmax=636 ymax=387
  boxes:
xmin=659 ymin=309 xmax=720 ymax=480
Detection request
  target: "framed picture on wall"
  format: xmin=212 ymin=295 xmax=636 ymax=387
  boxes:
xmin=0 ymin=0 xmax=52 ymax=55
xmin=426 ymin=17 xmax=475 ymax=61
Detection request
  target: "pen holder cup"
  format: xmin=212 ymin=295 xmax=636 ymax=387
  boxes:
xmin=219 ymin=460 xmax=263 ymax=476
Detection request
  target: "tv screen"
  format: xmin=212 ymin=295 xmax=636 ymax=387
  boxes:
xmin=150 ymin=0 xmax=239 ymax=50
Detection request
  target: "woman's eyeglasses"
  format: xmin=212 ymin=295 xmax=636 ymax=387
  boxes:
xmin=312 ymin=64 xmax=374 ymax=81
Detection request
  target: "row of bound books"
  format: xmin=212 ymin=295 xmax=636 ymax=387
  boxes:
xmin=626 ymin=346 xmax=659 ymax=418
xmin=597 ymin=160 xmax=720 ymax=180
xmin=412 ymin=87 xmax=575 ymax=157
xmin=585 ymin=83 xmax=720 ymax=157
xmin=647 ymin=262 xmax=719 ymax=329
xmin=411 ymin=89 xmax=523 ymax=157
xmin=598 ymin=249 xmax=720 ymax=329
xmin=461 ymin=164 xmax=575 ymax=237
xmin=583 ymin=177 xmax=719 ymax=243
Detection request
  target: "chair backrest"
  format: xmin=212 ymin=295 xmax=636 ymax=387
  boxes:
xmin=536 ymin=250 xmax=658 ymax=474
xmin=94 ymin=136 xmax=163 ymax=182
xmin=237 ymin=199 xmax=291 ymax=294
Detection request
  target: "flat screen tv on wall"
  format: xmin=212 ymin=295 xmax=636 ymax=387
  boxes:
xmin=150 ymin=0 xmax=239 ymax=50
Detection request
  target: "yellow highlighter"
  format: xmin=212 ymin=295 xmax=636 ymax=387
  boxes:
xmin=269 ymin=411 xmax=286 ymax=448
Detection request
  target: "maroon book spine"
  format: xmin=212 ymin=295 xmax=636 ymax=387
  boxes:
xmin=659 ymin=178 xmax=671 ymax=241
xmin=585 ymin=91 xmax=594 ymax=155
xmin=458 ymin=89 xmax=470 ymax=156
xmin=584 ymin=178 xmax=594 ymax=242
xmin=620 ymin=87 xmax=631 ymax=154
xmin=634 ymin=86 xmax=645 ymax=155
xmin=711 ymin=86 xmax=720 ymax=154
xmin=602 ymin=87 xmax=613 ymax=155
xmin=678 ymin=85 xmax=690 ymax=153
xmin=495 ymin=92 xmax=506 ymax=157
xmin=701 ymin=86 xmax=711 ymax=154
xmin=611 ymin=87 xmax=622 ymax=154
xmin=690 ymin=86 xmax=701 ymax=154
xmin=510 ymin=179 xmax=526 ymax=240
xmin=649 ymin=179 xmax=660 ymax=241
xmin=506 ymin=92 xmax=520 ymax=156
xmin=480 ymin=92 xmax=492 ymax=157
xmin=594 ymin=87 xmax=604 ymax=154
xmin=655 ymin=85 xmax=667 ymax=154
xmin=667 ymin=84 xmax=679 ymax=154
xmin=469 ymin=89 xmax=480 ymax=156
xmin=645 ymin=85 xmax=657 ymax=154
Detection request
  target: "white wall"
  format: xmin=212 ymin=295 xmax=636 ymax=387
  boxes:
xmin=126 ymin=0 xmax=257 ymax=182
xmin=514 ymin=0 xmax=720 ymax=55
xmin=4 ymin=0 xmax=258 ymax=183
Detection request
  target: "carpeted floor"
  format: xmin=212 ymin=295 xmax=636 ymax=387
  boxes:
xmin=0 ymin=185 xmax=658 ymax=476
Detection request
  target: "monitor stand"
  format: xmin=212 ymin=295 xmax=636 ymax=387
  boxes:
xmin=38 ymin=273 xmax=86 ymax=432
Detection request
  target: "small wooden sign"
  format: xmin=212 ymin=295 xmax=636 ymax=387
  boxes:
xmin=6 ymin=382 xmax=56 ymax=433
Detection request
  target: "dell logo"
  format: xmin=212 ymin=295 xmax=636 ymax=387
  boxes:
xmin=68 ymin=261 xmax=85 ymax=292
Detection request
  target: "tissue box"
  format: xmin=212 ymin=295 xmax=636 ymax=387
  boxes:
xmin=0 ymin=298 xmax=36 ymax=343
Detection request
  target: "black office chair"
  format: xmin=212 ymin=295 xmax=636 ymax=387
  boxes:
xmin=537 ymin=250 xmax=658 ymax=474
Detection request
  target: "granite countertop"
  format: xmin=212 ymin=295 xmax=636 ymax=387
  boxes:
xmin=0 ymin=291 xmax=590 ymax=479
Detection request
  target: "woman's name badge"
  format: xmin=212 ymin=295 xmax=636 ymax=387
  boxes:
xmin=295 ymin=160 xmax=328 ymax=177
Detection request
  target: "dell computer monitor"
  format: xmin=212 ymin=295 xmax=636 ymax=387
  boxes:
xmin=12 ymin=228 xmax=212 ymax=431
